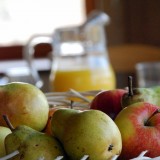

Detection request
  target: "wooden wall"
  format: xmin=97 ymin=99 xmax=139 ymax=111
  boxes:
xmin=102 ymin=0 xmax=160 ymax=47
xmin=94 ymin=0 xmax=160 ymax=87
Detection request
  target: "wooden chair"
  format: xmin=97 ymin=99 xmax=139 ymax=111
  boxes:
xmin=107 ymin=44 xmax=160 ymax=87
xmin=108 ymin=44 xmax=160 ymax=73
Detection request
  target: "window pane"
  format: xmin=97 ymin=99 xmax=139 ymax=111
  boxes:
xmin=0 ymin=0 xmax=86 ymax=46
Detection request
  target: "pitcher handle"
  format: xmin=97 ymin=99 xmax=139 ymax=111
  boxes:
xmin=23 ymin=35 xmax=52 ymax=88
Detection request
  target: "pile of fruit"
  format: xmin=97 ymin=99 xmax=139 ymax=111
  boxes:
xmin=1 ymin=78 xmax=160 ymax=160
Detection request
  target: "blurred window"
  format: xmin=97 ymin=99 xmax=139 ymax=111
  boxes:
xmin=0 ymin=0 xmax=86 ymax=46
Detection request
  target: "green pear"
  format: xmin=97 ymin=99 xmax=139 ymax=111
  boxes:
xmin=51 ymin=108 xmax=81 ymax=139
xmin=121 ymin=76 xmax=160 ymax=108
xmin=121 ymin=87 xmax=158 ymax=107
xmin=5 ymin=125 xmax=38 ymax=153
xmin=0 ymin=126 xmax=11 ymax=157
xmin=17 ymin=134 xmax=65 ymax=160
xmin=51 ymin=108 xmax=122 ymax=160
xmin=0 ymin=82 xmax=49 ymax=131
xmin=5 ymin=125 xmax=66 ymax=160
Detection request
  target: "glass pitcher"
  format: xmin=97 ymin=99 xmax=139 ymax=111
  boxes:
xmin=23 ymin=11 xmax=116 ymax=92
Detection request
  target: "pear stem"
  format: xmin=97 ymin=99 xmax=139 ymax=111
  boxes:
xmin=2 ymin=115 xmax=14 ymax=131
xmin=70 ymin=100 xmax=74 ymax=109
xmin=128 ymin=76 xmax=134 ymax=97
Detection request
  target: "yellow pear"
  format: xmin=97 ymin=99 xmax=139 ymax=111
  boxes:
xmin=0 ymin=82 xmax=49 ymax=131
xmin=51 ymin=108 xmax=122 ymax=160
xmin=5 ymin=125 xmax=66 ymax=160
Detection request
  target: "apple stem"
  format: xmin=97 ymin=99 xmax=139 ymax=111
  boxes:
xmin=2 ymin=115 xmax=14 ymax=131
xmin=128 ymin=76 xmax=134 ymax=97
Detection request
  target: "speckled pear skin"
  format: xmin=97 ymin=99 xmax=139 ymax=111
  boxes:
xmin=5 ymin=125 xmax=66 ymax=160
xmin=52 ymin=109 xmax=122 ymax=160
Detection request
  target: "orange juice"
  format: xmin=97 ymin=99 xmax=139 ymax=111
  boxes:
xmin=49 ymin=66 xmax=116 ymax=92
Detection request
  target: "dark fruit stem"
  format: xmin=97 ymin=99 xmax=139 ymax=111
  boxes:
xmin=70 ymin=100 xmax=74 ymax=109
xmin=3 ymin=115 xmax=14 ymax=131
xmin=128 ymin=76 xmax=134 ymax=97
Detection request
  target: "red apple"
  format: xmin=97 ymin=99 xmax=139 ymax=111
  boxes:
xmin=115 ymin=102 xmax=160 ymax=159
xmin=90 ymin=89 xmax=127 ymax=119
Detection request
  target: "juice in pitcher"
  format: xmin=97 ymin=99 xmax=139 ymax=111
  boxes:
xmin=50 ymin=64 xmax=116 ymax=92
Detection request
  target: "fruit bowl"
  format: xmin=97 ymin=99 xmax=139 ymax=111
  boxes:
xmin=45 ymin=89 xmax=101 ymax=109
xmin=53 ymin=151 xmax=160 ymax=160
xmin=2 ymin=150 xmax=160 ymax=160
xmin=1 ymin=88 xmax=160 ymax=160
xmin=44 ymin=89 xmax=160 ymax=160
